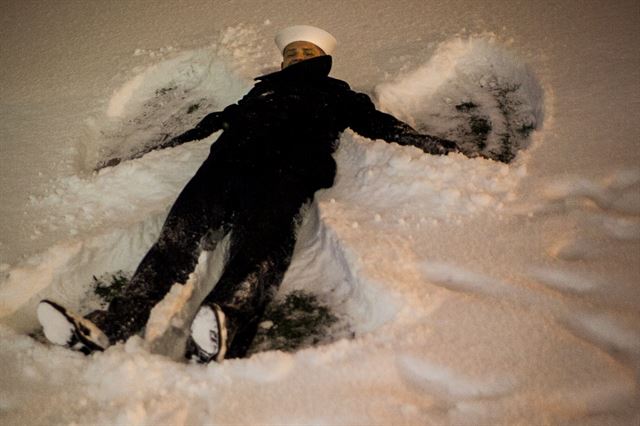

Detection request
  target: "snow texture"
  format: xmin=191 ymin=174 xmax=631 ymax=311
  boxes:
xmin=36 ymin=302 xmax=74 ymax=346
xmin=1 ymin=1 xmax=639 ymax=425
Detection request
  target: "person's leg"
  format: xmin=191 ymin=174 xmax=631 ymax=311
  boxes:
xmin=194 ymin=206 xmax=302 ymax=360
xmin=39 ymin=182 xmax=218 ymax=352
xmin=89 ymin=161 xmax=229 ymax=344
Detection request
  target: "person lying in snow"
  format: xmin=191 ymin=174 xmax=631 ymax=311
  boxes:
xmin=37 ymin=25 xmax=459 ymax=362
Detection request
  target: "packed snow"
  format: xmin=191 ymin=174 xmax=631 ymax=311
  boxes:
xmin=1 ymin=1 xmax=638 ymax=425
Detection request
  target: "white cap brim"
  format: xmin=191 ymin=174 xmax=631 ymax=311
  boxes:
xmin=275 ymin=25 xmax=337 ymax=55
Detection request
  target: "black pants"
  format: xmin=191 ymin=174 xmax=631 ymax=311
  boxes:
xmin=89 ymin=155 xmax=311 ymax=358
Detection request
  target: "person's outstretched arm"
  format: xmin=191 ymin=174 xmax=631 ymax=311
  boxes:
xmin=95 ymin=111 xmax=225 ymax=170
xmin=347 ymin=92 xmax=458 ymax=156
xmin=157 ymin=111 xmax=225 ymax=149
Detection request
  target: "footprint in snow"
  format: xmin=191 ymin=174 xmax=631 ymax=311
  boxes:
xmin=419 ymin=261 xmax=523 ymax=300
xmin=528 ymin=266 xmax=602 ymax=294
xmin=542 ymin=169 xmax=640 ymax=214
xmin=396 ymin=354 xmax=516 ymax=402
xmin=559 ymin=310 xmax=640 ymax=366
xmin=540 ymin=169 xmax=640 ymax=240
xmin=546 ymin=235 xmax=600 ymax=261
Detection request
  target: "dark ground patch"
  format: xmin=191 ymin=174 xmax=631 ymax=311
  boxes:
xmin=248 ymin=290 xmax=340 ymax=354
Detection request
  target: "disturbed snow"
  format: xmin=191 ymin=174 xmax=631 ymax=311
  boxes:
xmin=1 ymin=21 xmax=639 ymax=426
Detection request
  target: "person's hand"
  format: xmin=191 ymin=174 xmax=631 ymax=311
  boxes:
xmin=399 ymin=134 xmax=460 ymax=156
xmin=434 ymin=137 xmax=459 ymax=154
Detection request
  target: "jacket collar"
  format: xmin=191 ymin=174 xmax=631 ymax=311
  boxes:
xmin=255 ymin=55 xmax=333 ymax=82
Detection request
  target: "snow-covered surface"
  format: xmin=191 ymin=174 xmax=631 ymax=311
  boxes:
xmin=1 ymin=1 xmax=639 ymax=424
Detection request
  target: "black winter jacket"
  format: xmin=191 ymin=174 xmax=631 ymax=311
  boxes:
xmin=165 ymin=55 xmax=456 ymax=196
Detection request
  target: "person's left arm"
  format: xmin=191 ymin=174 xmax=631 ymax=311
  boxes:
xmin=346 ymin=91 xmax=458 ymax=156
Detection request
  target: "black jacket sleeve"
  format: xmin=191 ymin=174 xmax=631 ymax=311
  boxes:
xmin=347 ymin=92 xmax=458 ymax=156
xmin=157 ymin=111 xmax=225 ymax=149
xmin=95 ymin=111 xmax=226 ymax=170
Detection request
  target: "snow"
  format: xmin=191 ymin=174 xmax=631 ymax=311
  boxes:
xmin=36 ymin=302 xmax=74 ymax=346
xmin=190 ymin=305 xmax=220 ymax=356
xmin=1 ymin=0 xmax=639 ymax=424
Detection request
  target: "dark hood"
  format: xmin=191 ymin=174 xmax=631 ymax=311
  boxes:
xmin=255 ymin=55 xmax=333 ymax=83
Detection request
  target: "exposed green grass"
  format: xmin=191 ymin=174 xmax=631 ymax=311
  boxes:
xmin=92 ymin=271 xmax=130 ymax=304
xmin=249 ymin=291 xmax=339 ymax=353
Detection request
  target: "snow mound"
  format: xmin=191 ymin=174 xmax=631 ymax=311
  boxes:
xmin=376 ymin=35 xmax=544 ymax=163
xmin=87 ymin=25 xmax=277 ymax=171
xmin=329 ymin=130 xmax=523 ymax=220
xmin=33 ymin=137 xmax=214 ymax=241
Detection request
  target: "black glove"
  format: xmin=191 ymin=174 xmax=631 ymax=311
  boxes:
xmin=398 ymin=133 xmax=460 ymax=156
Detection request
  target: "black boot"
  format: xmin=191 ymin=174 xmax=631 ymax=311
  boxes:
xmin=37 ymin=300 xmax=110 ymax=355
xmin=186 ymin=302 xmax=227 ymax=363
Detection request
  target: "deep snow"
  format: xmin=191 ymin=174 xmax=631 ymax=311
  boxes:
xmin=1 ymin=1 xmax=639 ymax=425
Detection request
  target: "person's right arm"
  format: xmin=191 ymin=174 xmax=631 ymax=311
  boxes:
xmin=156 ymin=111 xmax=225 ymax=149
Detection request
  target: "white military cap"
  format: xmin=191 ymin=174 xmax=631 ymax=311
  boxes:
xmin=275 ymin=25 xmax=337 ymax=55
